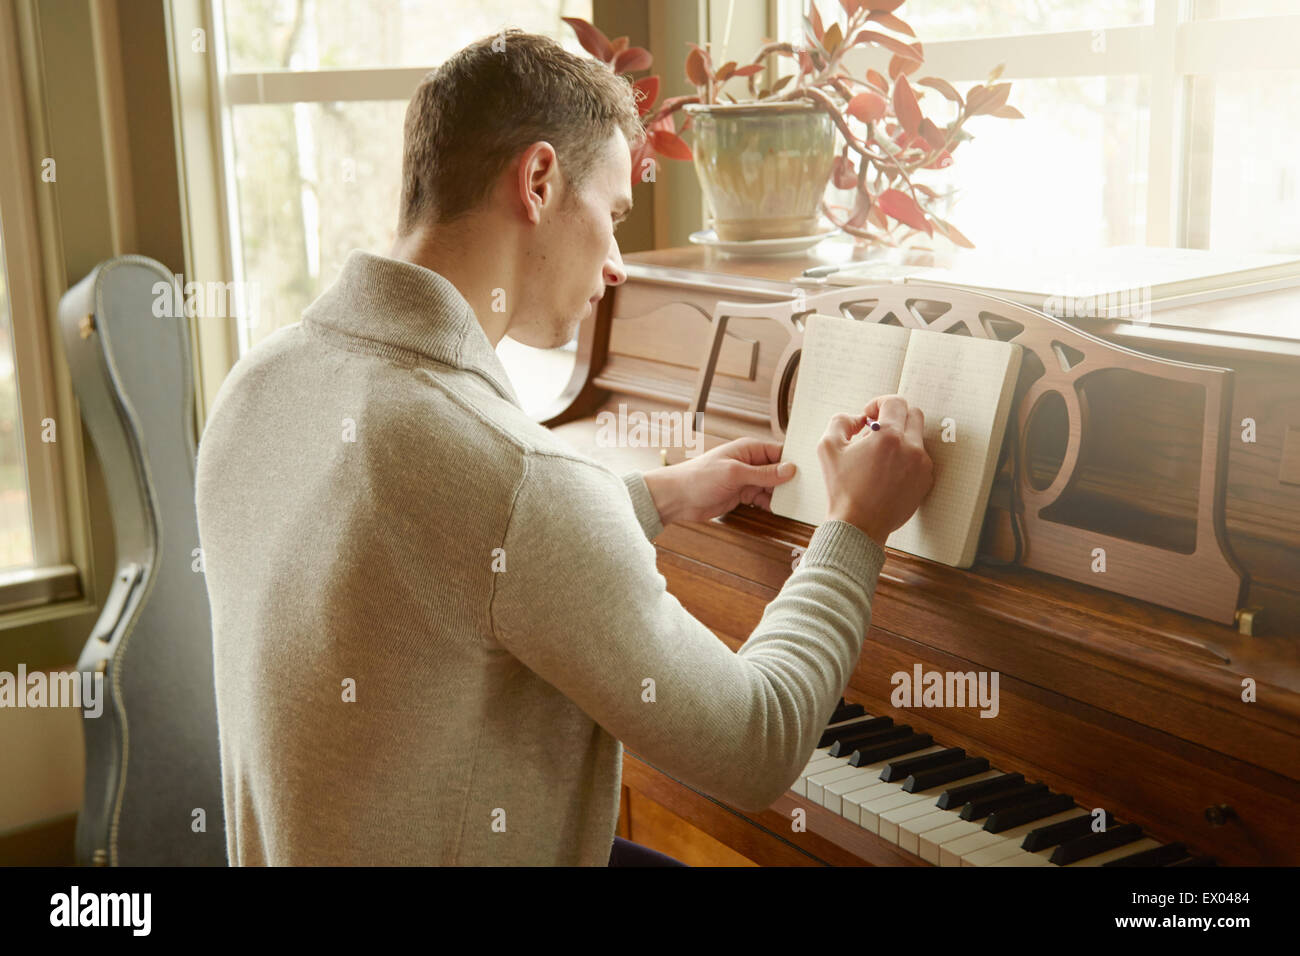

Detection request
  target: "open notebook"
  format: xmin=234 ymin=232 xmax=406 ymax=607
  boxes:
xmin=771 ymin=314 xmax=1023 ymax=567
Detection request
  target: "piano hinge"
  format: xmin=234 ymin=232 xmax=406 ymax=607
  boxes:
xmin=92 ymin=848 xmax=108 ymax=866
xmin=1234 ymin=606 xmax=1262 ymax=636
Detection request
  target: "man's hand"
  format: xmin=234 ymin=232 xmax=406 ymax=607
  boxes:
xmin=819 ymin=394 xmax=933 ymax=547
xmin=641 ymin=437 xmax=796 ymax=526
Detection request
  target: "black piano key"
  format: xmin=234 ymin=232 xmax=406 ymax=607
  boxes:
xmin=1022 ymin=811 xmax=1114 ymax=852
xmin=829 ymin=724 xmax=912 ymax=757
xmin=904 ymin=756 xmax=991 ymax=793
xmin=829 ymin=700 xmax=866 ymax=724
xmin=1049 ymin=822 xmax=1144 ymax=865
xmin=818 ymin=716 xmax=893 ymax=749
xmin=1167 ymin=856 xmax=1217 ymax=867
xmin=959 ymin=783 xmax=1051 ymax=821
xmin=1102 ymin=842 xmax=1188 ymax=867
xmin=984 ymin=792 xmax=1076 ymax=833
xmin=936 ymin=773 xmax=1025 ymax=811
xmin=847 ymin=733 xmax=934 ymax=766
xmin=880 ymin=747 xmax=966 ymax=783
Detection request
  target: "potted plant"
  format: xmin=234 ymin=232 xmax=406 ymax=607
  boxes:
xmin=565 ymin=1 xmax=1021 ymax=248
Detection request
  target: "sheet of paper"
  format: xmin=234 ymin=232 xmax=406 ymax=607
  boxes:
xmin=770 ymin=315 xmax=911 ymax=526
xmin=888 ymin=330 xmax=1022 ymax=566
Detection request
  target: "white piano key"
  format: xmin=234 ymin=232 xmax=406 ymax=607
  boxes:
xmin=897 ymin=808 xmax=964 ymax=856
xmin=874 ymin=771 xmax=1003 ymax=843
xmin=794 ymin=754 xmax=847 ymax=796
xmin=918 ymin=819 xmax=986 ymax=863
xmin=1064 ymin=837 xmax=1161 ymax=867
xmin=996 ymin=850 xmax=1055 ymax=866
xmin=822 ymin=745 xmax=946 ymax=818
xmin=806 ymin=764 xmax=876 ymax=805
xmin=941 ymin=809 xmax=1087 ymax=867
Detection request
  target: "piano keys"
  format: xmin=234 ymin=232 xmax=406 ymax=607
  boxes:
xmin=795 ymin=703 xmax=1209 ymax=867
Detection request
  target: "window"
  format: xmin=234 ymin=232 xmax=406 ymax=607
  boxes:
xmin=0 ymin=2 xmax=84 ymax=617
xmin=0 ymin=213 xmax=32 ymax=571
xmin=777 ymin=0 xmax=1300 ymax=257
xmin=214 ymin=0 xmax=594 ymax=416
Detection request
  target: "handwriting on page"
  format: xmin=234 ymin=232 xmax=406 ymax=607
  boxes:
xmin=770 ymin=315 xmax=911 ymax=526
xmin=890 ymin=330 xmax=1018 ymax=566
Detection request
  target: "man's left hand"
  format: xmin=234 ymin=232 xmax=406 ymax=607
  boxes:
xmin=641 ymin=437 xmax=796 ymax=526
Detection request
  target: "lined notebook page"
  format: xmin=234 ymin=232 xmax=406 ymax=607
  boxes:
xmin=770 ymin=316 xmax=911 ymax=526
xmin=888 ymin=330 xmax=1022 ymax=567
xmin=770 ymin=314 xmax=1022 ymax=569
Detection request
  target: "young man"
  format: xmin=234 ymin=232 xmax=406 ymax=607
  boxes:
xmin=195 ymin=31 xmax=932 ymax=866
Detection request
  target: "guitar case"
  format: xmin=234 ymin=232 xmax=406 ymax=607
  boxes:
xmin=58 ymin=255 xmax=225 ymax=865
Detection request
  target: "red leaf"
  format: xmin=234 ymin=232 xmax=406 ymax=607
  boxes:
xmin=893 ymin=75 xmax=922 ymax=136
xmin=809 ymin=4 xmax=825 ymax=42
xmin=685 ymin=46 xmax=711 ymax=86
xmin=611 ymin=36 xmax=629 ymax=55
xmin=714 ymin=60 xmax=738 ymax=82
xmin=867 ymin=12 xmax=915 ymax=36
xmin=613 ymin=47 xmax=653 ymax=74
xmin=918 ymin=117 xmax=946 ymax=150
xmin=797 ymin=49 xmax=814 ymax=75
xmin=651 ymin=129 xmax=693 ymax=161
xmin=888 ymin=53 xmax=922 ymax=79
xmin=866 ymin=68 xmax=888 ymax=92
xmin=838 ymin=0 xmax=861 ymax=15
xmin=831 ymin=155 xmax=859 ymax=190
xmin=877 ymin=188 xmax=932 ymax=235
xmin=918 ymin=76 xmax=962 ymax=105
xmin=847 ymin=91 xmax=887 ymax=123
xmin=923 ymin=149 xmax=953 ymax=169
xmin=861 ymin=0 xmax=905 ymax=10
xmin=980 ymin=82 xmax=1012 ymax=114
xmin=732 ymin=63 xmax=764 ymax=77
xmin=993 ymin=104 xmax=1024 ymax=119
xmin=933 ymin=218 xmax=975 ymax=248
xmin=852 ymin=29 xmax=922 ymax=63
xmin=562 ymin=17 xmax=613 ymax=62
xmin=632 ymin=76 xmax=660 ymax=116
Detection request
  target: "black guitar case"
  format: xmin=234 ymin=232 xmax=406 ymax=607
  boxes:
xmin=58 ymin=255 xmax=225 ymax=865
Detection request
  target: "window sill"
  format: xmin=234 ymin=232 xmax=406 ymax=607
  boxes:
xmin=0 ymin=565 xmax=88 ymax=628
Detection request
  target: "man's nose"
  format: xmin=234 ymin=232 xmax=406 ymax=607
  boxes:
xmin=603 ymin=237 xmax=627 ymax=287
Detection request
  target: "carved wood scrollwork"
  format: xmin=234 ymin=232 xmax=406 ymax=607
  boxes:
xmin=689 ymin=283 xmax=1247 ymax=624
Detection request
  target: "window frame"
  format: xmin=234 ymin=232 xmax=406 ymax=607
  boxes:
xmin=0 ymin=0 xmax=92 ymax=622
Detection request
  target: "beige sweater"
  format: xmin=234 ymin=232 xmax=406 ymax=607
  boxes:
xmin=195 ymin=249 xmax=886 ymax=865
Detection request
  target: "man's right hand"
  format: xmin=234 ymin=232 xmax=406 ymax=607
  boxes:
xmin=816 ymin=394 xmax=934 ymax=548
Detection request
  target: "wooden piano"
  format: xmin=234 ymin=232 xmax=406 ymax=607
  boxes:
xmin=543 ymin=245 xmax=1300 ymax=867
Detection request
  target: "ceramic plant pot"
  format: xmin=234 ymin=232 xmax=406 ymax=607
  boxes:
xmin=684 ymin=101 xmax=836 ymax=241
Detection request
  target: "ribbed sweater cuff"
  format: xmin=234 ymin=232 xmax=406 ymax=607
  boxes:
xmin=800 ymin=520 xmax=887 ymax=598
xmin=622 ymin=472 xmax=665 ymax=541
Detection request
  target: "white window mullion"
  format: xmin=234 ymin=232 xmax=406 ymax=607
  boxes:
xmin=1143 ymin=0 xmax=1184 ymax=246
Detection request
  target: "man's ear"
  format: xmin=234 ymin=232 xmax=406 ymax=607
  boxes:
xmin=517 ymin=141 xmax=560 ymax=225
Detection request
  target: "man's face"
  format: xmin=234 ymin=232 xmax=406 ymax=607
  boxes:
xmin=508 ymin=131 xmax=631 ymax=349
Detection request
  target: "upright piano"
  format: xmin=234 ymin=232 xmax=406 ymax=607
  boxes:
xmin=543 ymin=245 xmax=1300 ymax=867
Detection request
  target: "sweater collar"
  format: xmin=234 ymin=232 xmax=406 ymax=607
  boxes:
xmin=302 ymin=249 xmax=520 ymax=407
